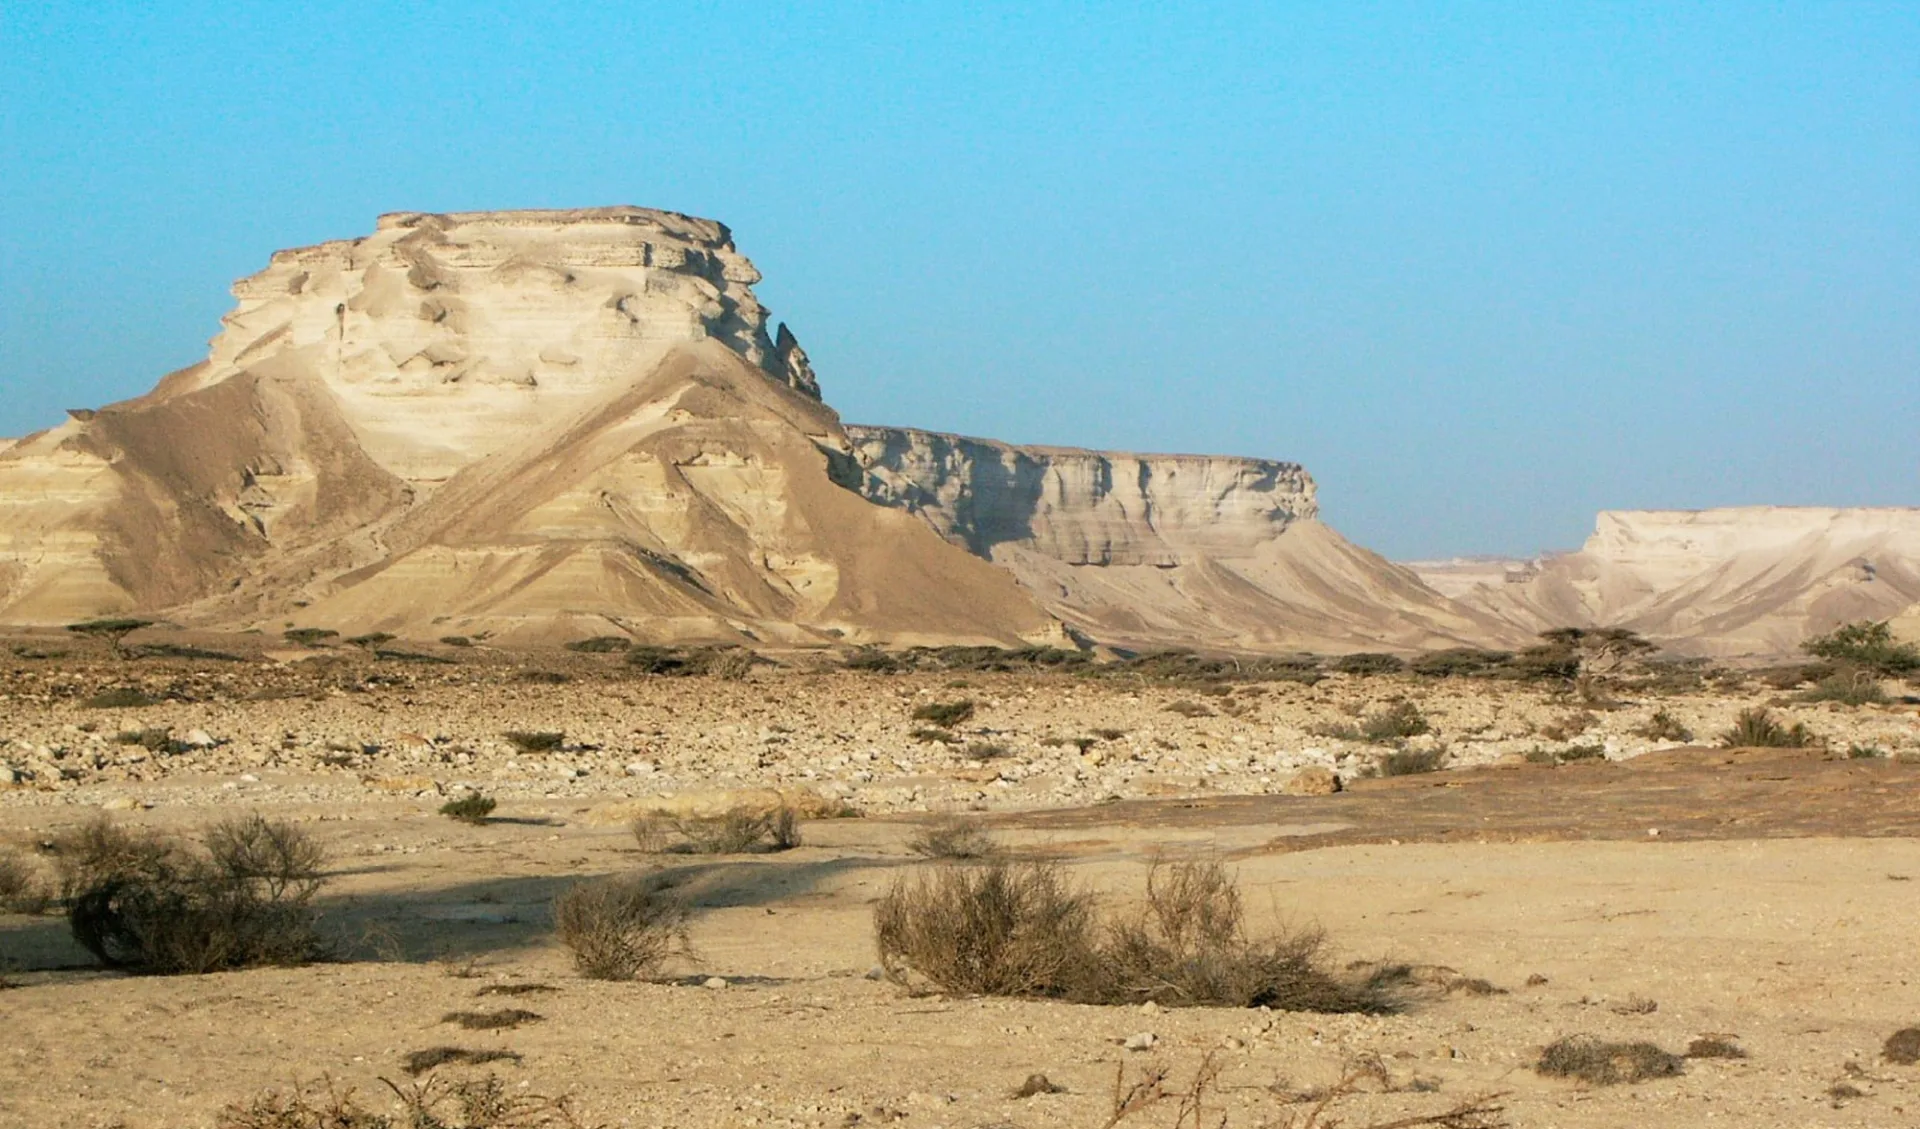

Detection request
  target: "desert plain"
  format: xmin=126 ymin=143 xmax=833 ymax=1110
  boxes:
xmin=6 ymin=633 xmax=1920 ymax=1129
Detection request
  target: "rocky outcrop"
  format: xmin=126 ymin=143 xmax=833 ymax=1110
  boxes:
xmin=0 ymin=209 xmax=1053 ymax=645
xmin=845 ymin=426 xmax=1518 ymax=652
xmin=1425 ymin=507 xmax=1920 ymax=656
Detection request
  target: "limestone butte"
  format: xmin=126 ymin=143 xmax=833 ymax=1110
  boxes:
xmin=0 ymin=208 xmax=1049 ymax=645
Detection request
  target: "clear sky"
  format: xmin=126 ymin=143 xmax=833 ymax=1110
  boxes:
xmin=2 ymin=3 xmax=1914 ymax=558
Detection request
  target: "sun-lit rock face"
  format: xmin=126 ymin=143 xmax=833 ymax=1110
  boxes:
xmin=168 ymin=207 xmax=819 ymax=481
xmin=1430 ymin=507 xmax=1920 ymax=656
xmin=0 ymin=210 xmax=1053 ymax=644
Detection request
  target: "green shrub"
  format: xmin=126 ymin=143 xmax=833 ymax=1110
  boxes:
xmin=1798 ymin=670 xmax=1889 ymax=706
xmin=1410 ymin=649 xmax=1512 ymax=678
xmin=552 ymin=874 xmax=689 ymax=981
xmin=1332 ymin=653 xmax=1405 ymax=676
xmin=911 ymin=699 xmax=976 ymax=727
xmin=1804 ymin=621 xmax=1920 ymax=677
xmin=440 ymin=794 xmax=497 ymax=825
xmin=566 ymin=635 xmax=632 ymax=653
xmin=1359 ymin=700 xmax=1430 ymax=743
xmin=1719 ymin=707 xmax=1815 ymax=748
xmin=844 ymin=648 xmax=902 ymax=673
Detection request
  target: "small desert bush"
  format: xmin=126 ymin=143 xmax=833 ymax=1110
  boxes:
xmin=440 ymin=794 xmax=497 ymax=825
xmin=117 ymin=726 xmax=192 ymax=754
xmin=1409 ymin=648 xmax=1512 ymax=678
xmin=1539 ymin=711 xmax=1597 ymax=742
xmin=0 ymin=849 xmax=50 ymax=913
xmin=1883 ymin=1026 xmax=1920 ymax=1064
xmin=218 ymin=1074 xmax=589 ymax=1129
xmin=63 ymin=815 xmax=328 ymax=974
xmin=566 ymin=635 xmax=632 ymax=653
xmin=1378 ymin=748 xmax=1445 ymax=776
xmin=504 ymin=730 xmax=564 ymax=753
xmin=281 ymin=628 xmax=338 ymax=646
xmin=907 ymin=816 xmax=1000 ymax=860
xmin=439 ymin=635 xmax=474 ymax=648
xmin=962 ymin=741 xmax=1010 ymax=761
xmin=1804 ymin=620 xmax=1920 ymax=677
xmin=1360 ymin=700 xmax=1430 ymax=743
xmin=911 ymin=699 xmax=976 ymax=727
xmin=1165 ymin=699 xmax=1214 ymax=718
xmin=633 ymin=805 xmax=802 ymax=854
xmin=1332 ymin=653 xmax=1405 ymax=676
xmin=552 ymin=873 xmax=689 ymax=980
xmin=1634 ymin=709 xmax=1693 ymax=743
xmin=910 ymin=727 xmax=958 ymax=744
xmin=1798 ymin=670 xmax=1889 ymax=706
xmin=874 ymin=859 xmax=1388 ymax=1012
xmin=844 ymin=647 xmax=903 ymax=673
xmin=1536 ymin=1035 xmax=1684 ymax=1085
xmin=441 ymin=1008 xmax=542 ymax=1030
xmin=81 ymin=687 xmax=164 ymax=709
xmin=1719 ymin=707 xmax=1815 ymax=748
xmin=1849 ymin=744 xmax=1888 ymax=759
xmin=1685 ymin=1036 xmax=1747 ymax=1059
xmin=346 ymin=632 xmax=395 ymax=649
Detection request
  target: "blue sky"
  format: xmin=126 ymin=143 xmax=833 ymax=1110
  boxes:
xmin=2 ymin=2 xmax=1914 ymax=558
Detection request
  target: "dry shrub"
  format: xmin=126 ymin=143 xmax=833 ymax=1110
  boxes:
xmin=910 ymin=727 xmax=959 ymax=744
xmin=503 ymin=730 xmax=564 ymax=753
xmin=565 ymin=636 xmax=631 ymax=653
xmin=442 ymin=1008 xmax=543 ymax=1030
xmin=1884 ymin=1026 xmax=1920 ymax=1064
xmin=82 ymin=687 xmax=165 ymax=709
xmin=1634 ymin=709 xmax=1694 ymax=743
xmin=635 ymin=805 xmax=802 ymax=854
xmin=552 ymin=874 xmax=688 ymax=981
xmin=1719 ymin=707 xmax=1815 ymax=748
xmin=1165 ymin=700 xmax=1214 ymax=718
xmin=64 ymin=815 xmax=327 ymax=974
xmin=875 ymin=859 xmax=1388 ymax=1012
xmin=907 ymin=816 xmax=1000 ymax=860
xmin=962 ymin=741 xmax=1011 ymax=760
xmin=911 ymin=699 xmax=976 ymax=727
xmin=219 ymin=1074 xmax=591 ymax=1129
xmin=1685 ymin=1036 xmax=1747 ymax=1059
xmin=1536 ymin=1035 xmax=1684 ymax=1085
xmin=1539 ymin=711 xmax=1597 ymax=742
xmin=1378 ymin=748 xmax=1444 ymax=776
xmin=1103 ymin=861 xmax=1388 ymax=1011
xmin=1332 ymin=653 xmax=1405 ymax=676
xmin=401 ymin=1048 xmax=524 ymax=1076
xmin=474 ymin=983 xmax=557 ymax=998
xmin=875 ymin=861 xmax=1096 ymax=998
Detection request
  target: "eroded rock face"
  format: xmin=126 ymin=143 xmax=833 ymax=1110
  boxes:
xmin=843 ymin=426 xmax=1317 ymax=565
xmin=1429 ymin=507 xmax=1920 ymax=656
xmin=845 ymin=426 xmax=1516 ymax=653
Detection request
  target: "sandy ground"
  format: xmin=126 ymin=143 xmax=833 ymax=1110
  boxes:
xmin=7 ymin=650 xmax=1920 ymax=1127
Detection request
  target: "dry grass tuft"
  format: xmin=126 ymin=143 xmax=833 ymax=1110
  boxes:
xmin=1378 ymin=748 xmax=1445 ymax=776
xmin=474 ymin=983 xmax=557 ymax=997
xmin=1536 ymin=1035 xmax=1684 ymax=1085
xmin=552 ymin=874 xmax=689 ymax=981
xmin=1635 ymin=708 xmax=1694 ymax=743
xmin=1719 ymin=708 xmax=1815 ymax=748
xmin=218 ymin=1074 xmax=595 ymax=1129
xmin=0 ymin=849 xmax=51 ymax=913
xmin=439 ymin=794 xmax=498 ymax=825
xmin=503 ymin=731 xmax=564 ymax=753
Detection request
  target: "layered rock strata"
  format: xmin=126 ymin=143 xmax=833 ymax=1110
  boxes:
xmin=845 ymin=426 xmax=1518 ymax=652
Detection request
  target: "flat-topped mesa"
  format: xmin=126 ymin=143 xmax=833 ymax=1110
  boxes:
xmin=180 ymin=206 xmax=819 ymax=481
xmin=843 ymin=425 xmax=1318 ymax=565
